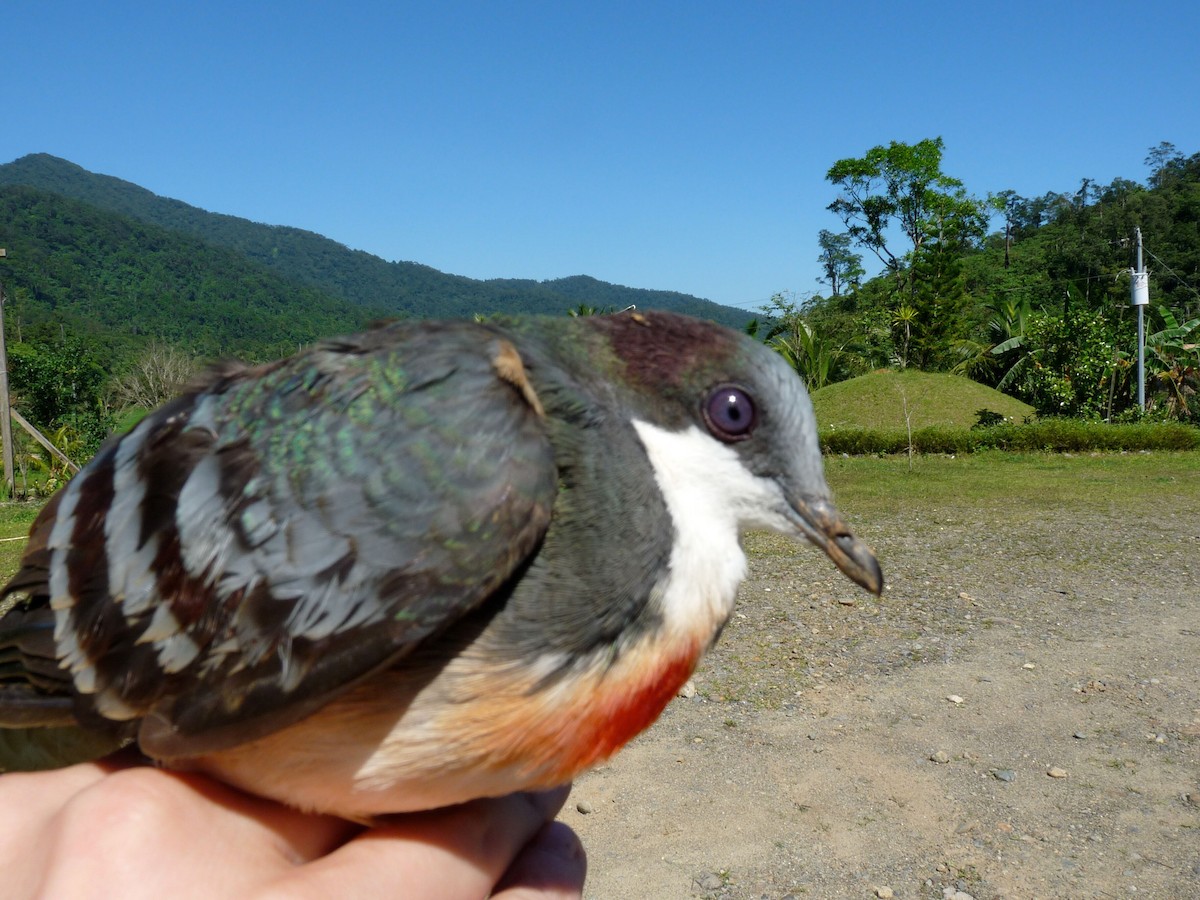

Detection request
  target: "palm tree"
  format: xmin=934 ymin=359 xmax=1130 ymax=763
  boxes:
xmin=891 ymin=304 xmax=917 ymax=369
xmin=952 ymin=295 xmax=1033 ymax=384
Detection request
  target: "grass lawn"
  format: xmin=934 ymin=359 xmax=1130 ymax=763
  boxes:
xmin=823 ymin=450 xmax=1200 ymax=520
xmin=0 ymin=504 xmax=39 ymax=583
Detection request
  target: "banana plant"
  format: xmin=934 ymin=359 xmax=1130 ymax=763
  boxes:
xmin=1145 ymin=305 xmax=1200 ymax=420
xmin=769 ymin=319 xmax=843 ymax=392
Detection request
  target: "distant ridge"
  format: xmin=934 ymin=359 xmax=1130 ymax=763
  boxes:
xmin=0 ymin=153 xmax=751 ymax=328
xmin=0 ymin=182 xmax=381 ymax=361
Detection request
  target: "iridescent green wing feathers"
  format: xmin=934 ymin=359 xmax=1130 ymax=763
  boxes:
xmin=1 ymin=320 xmax=556 ymax=756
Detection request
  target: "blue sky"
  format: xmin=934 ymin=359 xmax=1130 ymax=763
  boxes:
xmin=4 ymin=1 xmax=1198 ymax=311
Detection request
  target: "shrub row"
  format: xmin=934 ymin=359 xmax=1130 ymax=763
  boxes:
xmin=819 ymin=420 xmax=1200 ymax=455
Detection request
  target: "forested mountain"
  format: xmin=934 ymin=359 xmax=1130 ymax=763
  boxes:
xmin=0 ymin=182 xmax=397 ymax=453
xmin=0 ymin=154 xmax=750 ymax=327
xmin=0 ymin=152 xmax=751 ymax=459
xmin=0 ymin=184 xmax=381 ymax=361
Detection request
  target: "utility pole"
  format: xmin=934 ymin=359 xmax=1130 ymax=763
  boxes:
xmin=1130 ymin=228 xmax=1149 ymax=412
xmin=0 ymin=248 xmax=14 ymax=496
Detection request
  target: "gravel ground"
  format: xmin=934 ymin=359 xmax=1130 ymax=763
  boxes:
xmin=566 ymin=471 xmax=1200 ymax=899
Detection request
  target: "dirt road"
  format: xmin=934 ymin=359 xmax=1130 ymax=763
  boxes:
xmin=567 ymin=461 xmax=1200 ymax=899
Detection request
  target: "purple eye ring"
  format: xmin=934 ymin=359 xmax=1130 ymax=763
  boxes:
xmin=702 ymin=384 xmax=757 ymax=442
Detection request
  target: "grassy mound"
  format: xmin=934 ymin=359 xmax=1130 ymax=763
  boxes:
xmin=808 ymin=370 xmax=1197 ymax=454
xmin=810 ymin=369 xmax=1033 ymax=431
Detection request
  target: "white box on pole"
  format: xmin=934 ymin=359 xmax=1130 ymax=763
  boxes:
xmin=1130 ymin=270 xmax=1149 ymax=306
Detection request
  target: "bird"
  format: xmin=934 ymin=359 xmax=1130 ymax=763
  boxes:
xmin=0 ymin=310 xmax=881 ymax=818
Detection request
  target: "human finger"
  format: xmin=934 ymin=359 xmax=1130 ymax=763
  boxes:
xmin=0 ymin=751 xmax=145 ymax=890
xmin=491 ymin=821 xmax=587 ymax=900
xmin=263 ymin=786 xmax=572 ymax=900
xmin=6 ymin=764 xmax=361 ymax=899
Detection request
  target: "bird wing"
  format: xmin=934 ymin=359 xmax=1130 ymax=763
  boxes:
xmin=1 ymin=321 xmax=556 ymax=756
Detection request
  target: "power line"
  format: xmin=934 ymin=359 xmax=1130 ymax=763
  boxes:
xmin=1141 ymin=243 xmax=1200 ymax=304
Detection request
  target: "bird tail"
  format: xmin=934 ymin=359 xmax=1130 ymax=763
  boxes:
xmin=0 ymin=723 xmax=128 ymax=772
xmin=0 ymin=606 xmax=131 ymax=770
xmin=0 ymin=563 xmax=124 ymax=769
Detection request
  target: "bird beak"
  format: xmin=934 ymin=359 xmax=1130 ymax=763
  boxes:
xmin=785 ymin=496 xmax=883 ymax=596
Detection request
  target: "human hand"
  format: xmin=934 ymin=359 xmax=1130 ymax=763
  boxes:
xmin=0 ymin=752 xmax=586 ymax=899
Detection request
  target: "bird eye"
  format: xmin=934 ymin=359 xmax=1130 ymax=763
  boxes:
xmin=703 ymin=384 xmax=756 ymax=442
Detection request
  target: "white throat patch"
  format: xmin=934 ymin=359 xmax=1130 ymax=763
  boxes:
xmin=631 ymin=420 xmax=785 ymax=641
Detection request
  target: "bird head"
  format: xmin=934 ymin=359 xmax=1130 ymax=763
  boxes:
xmin=577 ymin=310 xmax=882 ymax=597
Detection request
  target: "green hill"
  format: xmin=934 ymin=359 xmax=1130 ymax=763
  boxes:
xmin=0 ymin=154 xmax=752 ymax=328
xmin=810 ymin=369 xmax=1034 ymax=430
xmin=0 ymin=184 xmax=383 ymax=364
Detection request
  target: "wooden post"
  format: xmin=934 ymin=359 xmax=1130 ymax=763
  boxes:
xmin=10 ymin=409 xmax=78 ymax=474
xmin=0 ymin=249 xmax=13 ymax=498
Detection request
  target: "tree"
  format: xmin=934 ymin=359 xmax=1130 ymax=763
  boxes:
xmin=8 ymin=337 xmax=113 ymax=452
xmin=771 ymin=320 xmax=843 ymax=392
xmin=826 ymin=137 xmax=988 ymax=291
xmin=825 ymin=138 xmax=989 ymax=371
xmin=816 ymin=230 xmax=864 ymax=297
xmin=891 ymin=304 xmax=917 ymax=370
xmin=990 ymin=190 xmax=1033 ymax=267
xmin=951 ymin=295 xmax=1033 ymax=383
xmin=998 ymin=310 xmax=1120 ymax=418
xmin=1144 ymin=304 xmax=1200 ymax=420
xmin=109 ymin=341 xmax=201 ymax=411
xmin=908 ymin=240 xmax=971 ymax=370
xmin=1145 ymin=141 xmax=1185 ymax=188
xmin=757 ymin=294 xmax=845 ymax=390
